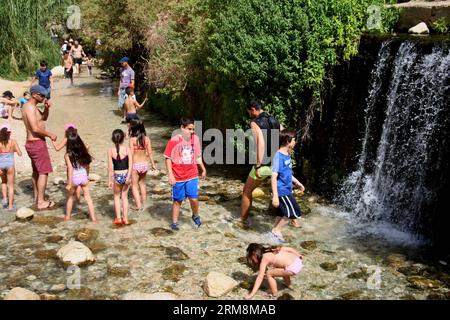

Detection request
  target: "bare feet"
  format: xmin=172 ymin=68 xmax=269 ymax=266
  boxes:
xmin=290 ymin=219 xmax=301 ymax=228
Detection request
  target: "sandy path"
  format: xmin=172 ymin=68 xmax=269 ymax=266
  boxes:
xmin=0 ymin=71 xmax=170 ymax=179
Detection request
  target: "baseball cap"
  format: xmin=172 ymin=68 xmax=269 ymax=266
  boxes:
xmin=2 ymin=91 xmax=15 ymax=99
xmin=119 ymin=57 xmax=130 ymax=63
xmin=64 ymin=123 xmax=77 ymax=131
xmin=30 ymin=85 xmax=48 ymax=96
xmin=0 ymin=123 xmax=12 ymax=132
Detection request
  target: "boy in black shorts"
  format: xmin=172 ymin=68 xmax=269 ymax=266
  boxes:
xmin=270 ymin=129 xmax=305 ymax=242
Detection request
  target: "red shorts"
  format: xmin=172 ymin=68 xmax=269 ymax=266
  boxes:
xmin=25 ymin=139 xmax=53 ymax=175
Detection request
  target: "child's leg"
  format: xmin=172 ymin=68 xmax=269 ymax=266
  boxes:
xmin=81 ymin=184 xmax=96 ymax=222
xmin=113 ymin=182 xmax=122 ymax=220
xmin=1 ymin=170 xmax=7 ymax=205
xmin=130 ymin=170 xmax=141 ymax=209
xmin=121 ymin=183 xmax=130 ymax=223
xmin=32 ymin=171 xmax=38 ymax=203
xmin=188 ymin=198 xmax=199 ymax=216
xmin=76 ymin=186 xmax=82 ymax=204
xmin=272 ymin=217 xmax=290 ymax=239
xmin=65 ymin=186 xmax=77 ymax=220
xmin=138 ymin=172 xmax=147 ymax=208
xmin=172 ymin=201 xmax=182 ymax=224
xmin=266 ymin=268 xmax=294 ymax=296
xmin=6 ymin=167 xmax=15 ymax=209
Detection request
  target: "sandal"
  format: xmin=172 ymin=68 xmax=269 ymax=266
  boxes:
xmin=113 ymin=218 xmax=123 ymax=225
xmin=122 ymin=219 xmax=130 ymax=225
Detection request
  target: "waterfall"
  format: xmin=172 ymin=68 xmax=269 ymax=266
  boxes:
xmin=339 ymin=40 xmax=450 ymax=239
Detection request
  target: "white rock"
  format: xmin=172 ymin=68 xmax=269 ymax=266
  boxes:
xmin=408 ymin=22 xmax=429 ymax=34
xmin=51 ymin=66 xmax=65 ymax=77
xmin=26 ymin=275 xmax=37 ymax=281
xmin=203 ymin=271 xmax=238 ymax=298
xmin=4 ymin=287 xmax=40 ymax=300
xmin=50 ymin=284 xmax=66 ymax=292
xmin=15 ymin=207 xmax=34 ymax=220
xmin=53 ymin=177 xmax=65 ymax=185
xmin=56 ymin=241 xmax=95 ymax=266
xmin=88 ymin=173 xmax=101 ymax=181
xmin=122 ymin=291 xmax=178 ymax=300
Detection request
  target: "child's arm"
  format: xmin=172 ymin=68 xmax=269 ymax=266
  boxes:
xmin=196 ymin=157 xmax=206 ymax=179
xmin=126 ymin=147 xmax=132 ymax=184
xmin=271 ymin=172 xmax=279 ymax=208
xmin=64 ymin=153 xmax=74 ymax=190
xmin=52 ymin=138 xmax=67 ymax=152
xmin=12 ymin=139 xmax=22 ymax=157
xmin=165 ymin=158 xmax=176 ymax=186
xmin=107 ymin=149 xmax=113 ymax=189
xmin=145 ymin=137 xmax=157 ymax=169
xmin=245 ymin=257 xmax=269 ymax=299
xmin=134 ymin=98 xmax=147 ymax=110
xmin=292 ymin=176 xmax=305 ymax=192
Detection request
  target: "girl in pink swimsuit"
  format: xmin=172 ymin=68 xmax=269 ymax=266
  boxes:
xmin=128 ymin=120 xmax=156 ymax=212
xmin=245 ymin=243 xmax=303 ymax=299
xmin=64 ymin=130 xmax=96 ymax=222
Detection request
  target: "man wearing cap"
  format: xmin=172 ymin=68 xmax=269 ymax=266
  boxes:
xmin=117 ymin=57 xmax=135 ymax=111
xmin=0 ymin=91 xmax=18 ymax=119
xmin=22 ymin=85 xmax=58 ymax=210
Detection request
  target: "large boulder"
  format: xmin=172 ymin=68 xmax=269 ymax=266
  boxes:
xmin=51 ymin=66 xmax=65 ymax=77
xmin=4 ymin=287 xmax=40 ymax=300
xmin=122 ymin=291 xmax=178 ymax=300
xmin=56 ymin=241 xmax=95 ymax=267
xmin=408 ymin=22 xmax=430 ymax=34
xmin=15 ymin=207 xmax=34 ymax=221
xmin=203 ymin=272 xmax=238 ymax=298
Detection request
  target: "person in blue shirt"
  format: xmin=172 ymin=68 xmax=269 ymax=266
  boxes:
xmin=270 ymin=129 xmax=305 ymax=243
xmin=19 ymin=92 xmax=30 ymax=107
xmin=31 ymin=61 xmax=53 ymax=104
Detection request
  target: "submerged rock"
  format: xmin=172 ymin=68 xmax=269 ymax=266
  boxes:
xmin=277 ymin=293 xmax=296 ymax=300
xmin=385 ymin=254 xmax=408 ymax=269
xmin=75 ymin=228 xmax=99 ymax=243
xmin=49 ymin=284 xmax=66 ymax=293
xmin=32 ymin=215 xmax=63 ymax=228
xmin=407 ymin=276 xmax=442 ymax=290
xmin=161 ymin=264 xmax=187 ymax=282
xmin=320 ymin=262 xmax=338 ymax=272
xmin=67 ymin=287 xmax=94 ymax=299
xmin=204 ymin=271 xmax=238 ymax=298
xmin=398 ymin=264 xmax=428 ymax=276
xmin=165 ymin=247 xmax=189 ymax=261
xmin=107 ymin=265 xmax=131 ymax=277
xmin=339 ymin=290 xmax=364 ymax=300
xmin=56 ymin=241 xmax=96 ymax=267
xmin=4 ymin=287 xmax=40 ymax=300
xmin=16 ymin=207 xmax=34 ymax=221
xmin=300 ymin=240 xmax=317 ymax=250
xmin=46 ymin=235 xmax=64 ymax=243
xmin=34 ymin=249 xmax=57 ymax=260
xmin=88 ymin=241 xmax=108 ymax=254
xmin=150 ymin=228 xmax=174 ymax=237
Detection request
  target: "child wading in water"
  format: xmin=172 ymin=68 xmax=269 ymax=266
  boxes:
xmin=245 ymin=243 xmax=303 ymax=299
xmin=0 ymin=124 xmax=22 ymax=210
xmin=53 ymin=123 xmax=88 ymax=207
xmin=129 ymin=120 xmax=156 ymax=211
xmin=164 ymin=117 xmax=206 ymax=231
xmin=271 ymin=129 xmax=305 ymax=242
xmin=108 ymin=129 xmax=132 ymax=225
xmin=123 ymin=86 xmax=146 ymax=123
xmin=64 ymin=129 xmax=96 ymax=222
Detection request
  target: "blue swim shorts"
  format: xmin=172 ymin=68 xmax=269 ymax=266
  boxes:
xmin=172 ymin=178 xmax=199 ymax=202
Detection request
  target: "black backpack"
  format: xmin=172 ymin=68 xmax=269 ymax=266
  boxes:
xmin=253 ymin=112 xmax=280 ymax=159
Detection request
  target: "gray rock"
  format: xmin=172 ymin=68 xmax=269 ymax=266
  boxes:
xmin=16 ymin=207 xmax=34 ymax=221
xmin=204 ymin=272 xmax=238 ymax=298
xmin=4 ymin=287 xmax=40 ymax=300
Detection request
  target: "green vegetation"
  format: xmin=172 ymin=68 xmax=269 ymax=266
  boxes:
xmin=432 ymin=17 xmax=449 ymax=35
xmin=0 ymin=0 xmax=74 ymax=80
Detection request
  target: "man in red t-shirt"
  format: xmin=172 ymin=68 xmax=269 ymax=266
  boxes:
xmin=164 ymin=117 xmax=206 ymax=231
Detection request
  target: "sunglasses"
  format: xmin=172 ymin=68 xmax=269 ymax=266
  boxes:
xmin=35 ymin=93 xmax=46 ymax=98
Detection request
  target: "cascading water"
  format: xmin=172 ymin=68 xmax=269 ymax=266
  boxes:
xmin=339 ymin=39 xmax=450 ymax=241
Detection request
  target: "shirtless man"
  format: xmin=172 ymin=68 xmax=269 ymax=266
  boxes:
xmin=62 ymin=50 xmax=74 ymax=85
xmin=123 ymin=87 xmax=147 ymax=123
xmin=70 ymin=40 xmax=86 ymax=74
xmin=22 ymin=85 xmax=57 ymax=210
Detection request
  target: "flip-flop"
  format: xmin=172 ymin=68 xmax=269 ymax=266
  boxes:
xmin=113 ymin=218 xmax=123 ymax=225
xmin=35 ymin=201 xmax=58 ymax=211
xmin=122 ymin=219 xmax=130 ymax=225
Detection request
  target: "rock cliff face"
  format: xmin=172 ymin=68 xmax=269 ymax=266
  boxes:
xmin=389 ymin=1 xmax=450 ymax=32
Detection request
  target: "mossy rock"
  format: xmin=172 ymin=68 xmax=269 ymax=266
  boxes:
xmin=40 ymin=293 xmax=59 ymax=300
xmin=399 ymin=294 xmax=416 ymax=300
xmin=46 ymin=235 xmax=64 ymax=243
xmin=347 ymin=267 xmax=369 ymax=280
xmin=5 ymin=274 xmax=27 ymax=288
xmin=339 ymin=290 xmax=364 ymax=300
xmin=300 ymin=240 xmax=317 ymax=250
xmin=436 ymin=272 xmax=450 ymax=288
xmin=224 ymin=233 xmax=237 ymax=239
xmin=150 ymin=228 xmax=174 ymax=237
xmin=277 ymin=293 xmax=296 ymax=300
xmin=34 ymin=249 xmax=57 ymax=260
xmin=398 ymin=264 xmax=428 ymax=277
xmin=237 ymin=257 xmax=247 ymax=265
xmin=426 ymin=292 xmax=448 ymax=300
xmin=165 ymin=247 xmax=189 ymax=261
xmin=107 ymin=266 xmax=131 ymax=277
xmin=67 ymin=287 xmax=94 ymax=299
xmin=75 ymin=228 xmax=99 ymax=243
xmin=384 ymin=253 xmax=407 ymax=269
xmin=161 ymin=264 xmax=187 ymax=282
xmin=320 ymin=262 xmax=338 ymax=272
xmin=239 ymin=281 xmax=252 ymax=290
xmin=298 ymin=201 xmax=312 ymax=216
xmin=88 ymin=241 xmax=108 ymax=254
xmin=32 ymin=215 xmax=63 ymax=228
xmin=10 ymin=257 xmax=29 ymax=266
xmin=407 ymin=276 xmax=442 ymax=290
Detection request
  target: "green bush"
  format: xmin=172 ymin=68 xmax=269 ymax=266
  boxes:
xmin=433 ymin=17 xmax=449 ymax=34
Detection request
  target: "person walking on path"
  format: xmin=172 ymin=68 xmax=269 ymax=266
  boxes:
xmin=62 ymin=50 xmax=74 ymax=86
xmin=240 ymin=100 xmax=280 ymax=225
xmin=22 ymin=85 xmax=58 ymax=210
xmin=117 ymin=57 xmax=135 ymax=111
xmin=70 ymin=40 xmax=86 ymax=74
xmin=31 ymin=61 xmax=54 ymax=107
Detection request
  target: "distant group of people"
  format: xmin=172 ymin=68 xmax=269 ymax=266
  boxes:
xmin=60 ymin=38 xmax=94 ymax=85
xmin=0 ymin=54 xmax=306 ymax=299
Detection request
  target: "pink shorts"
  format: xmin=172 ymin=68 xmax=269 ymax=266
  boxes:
xmin=285 ymin=257 xmax=303 ymax=275
xmin=133 ymin=162 xmax=149 ymax=174
xmin=25 ymin=140 xmax=53 ymax=175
